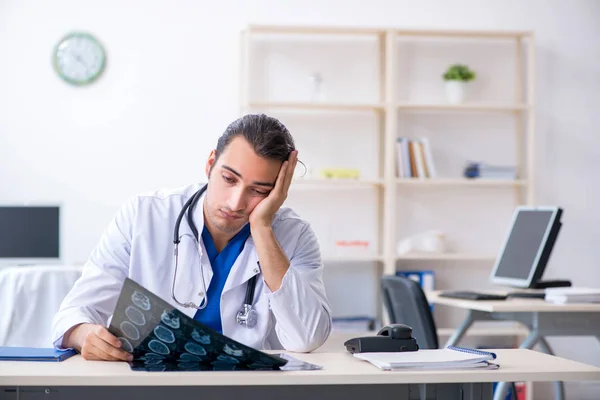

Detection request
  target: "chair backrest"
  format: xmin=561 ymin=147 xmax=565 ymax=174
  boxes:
xmin=0 ymin=265 xmax=83 ymax=347
xmin=380 ymin=275 xmax=439 ymax=349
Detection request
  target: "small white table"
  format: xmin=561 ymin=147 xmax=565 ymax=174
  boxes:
xmin=1 ymin=350 xmax=599 ymax=400
xmin=428 ymin=291 xmax=600 ymax=400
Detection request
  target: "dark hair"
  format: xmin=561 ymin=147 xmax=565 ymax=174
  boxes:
xmin=215 ymin=114 xmax=295 ymax=163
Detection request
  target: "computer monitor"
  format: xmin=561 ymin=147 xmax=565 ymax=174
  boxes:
xmin=0 ymin=205 xmax=61 ymax=265
xmin=490 ymin=206 xmax=562 ymax=288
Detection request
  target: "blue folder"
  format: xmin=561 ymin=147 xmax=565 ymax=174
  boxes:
xmin=0 ymin=347 xmax=77 ymax=362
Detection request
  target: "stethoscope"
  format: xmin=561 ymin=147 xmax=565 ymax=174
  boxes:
xmin=171 ymin=184 xmax=258 ymax=329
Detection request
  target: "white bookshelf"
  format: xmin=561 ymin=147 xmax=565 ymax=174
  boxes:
xmin=396 ymin=252 xmax=496 ymax=261
xmin=319 ymin=252 xmax=495 ymax=263
xmin=395 ymin=178 xmax=527 ymax=187
xmin=248 ymin=102 xmax=384 ymax=112
xmin=292 ymin=179 xmax=383 ymax=189
xmin=396 ymin=103 xmax=529 ymax=112
xmin=240 ymin=24 xmax=535 ymax=324
xmin=322 ymin=254 xmax=384 ymax=263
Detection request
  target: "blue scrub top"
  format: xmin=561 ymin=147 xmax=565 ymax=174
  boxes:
xmin=194 ymin=223 xmax=251 ymax=333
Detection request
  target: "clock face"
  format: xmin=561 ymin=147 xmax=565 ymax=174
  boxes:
xmin=53 ymin=32 xmax=106 ymax=86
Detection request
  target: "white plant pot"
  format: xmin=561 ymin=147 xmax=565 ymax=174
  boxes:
xmin=445 ymin=80 xmax=468 ymax=104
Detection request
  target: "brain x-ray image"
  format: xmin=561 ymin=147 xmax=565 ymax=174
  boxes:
xmin=108 ymin=278 xmax=289 ymax=372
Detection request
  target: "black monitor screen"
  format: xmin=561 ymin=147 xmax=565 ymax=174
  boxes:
xmin=493 ymin=210 xmax=555 ymax=280
xmin=0 ymin=206 xmax=59 ymax=258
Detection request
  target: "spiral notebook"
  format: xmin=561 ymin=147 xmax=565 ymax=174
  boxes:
xmin=354 ymin=346 xmax=499 ymax=371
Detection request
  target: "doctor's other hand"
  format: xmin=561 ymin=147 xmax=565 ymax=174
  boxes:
xmin=64 ymin=323 xmax=133 ymax=362
xmin=249 ymin=150 xmax=298 ymax=229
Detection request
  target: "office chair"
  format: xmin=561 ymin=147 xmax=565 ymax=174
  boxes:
xmin=381 ymin=275 xmax=518 ymax=398
xmin=380 ymin=275 xmax=439 ymax=350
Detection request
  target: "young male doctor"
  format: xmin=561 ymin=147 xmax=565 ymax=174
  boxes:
xmin=52 ymin=114 xmax=332 ymax=361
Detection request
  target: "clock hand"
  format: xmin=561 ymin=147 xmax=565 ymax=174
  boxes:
xmin=72 ymin=53 xmax=88 ymax=70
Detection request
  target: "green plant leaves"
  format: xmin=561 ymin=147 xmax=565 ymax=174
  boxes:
xmin=442 ymin=64 xmax=476 ymax=81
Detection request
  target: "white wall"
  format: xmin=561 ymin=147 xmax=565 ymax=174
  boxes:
xmin=1 ymin=1 xmax=599 ymax=397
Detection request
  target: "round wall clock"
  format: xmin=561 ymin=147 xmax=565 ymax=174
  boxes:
xmin=52 ymin=32 xmax=106 ymax=86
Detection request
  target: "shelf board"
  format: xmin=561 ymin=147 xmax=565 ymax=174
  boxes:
xmin=248 ymin=102 xmax=529 ymax=113
xmin=396 ymin=29 xmax=531 ymax=39
xmin=247 ymin=102 xmax=384 ymax=112
xmin=323 ymin=255 xmax=384 ymax=263
xmin=396 ymin=178 xmax=527 ymax=187
xmin=397 ymin=253 xmax=496 ymax=261
xmin=292 ymin=179 xmax=383 ymax=189
xmin=437 ymin=326 xmax=530 ymax=337
xmin=247 ymin=25 xmax=383 ymax=36
xmin=246 ymin=25 xmax=532 ymax=39
xmin=397 ymin=103 xmax=530 ymax=112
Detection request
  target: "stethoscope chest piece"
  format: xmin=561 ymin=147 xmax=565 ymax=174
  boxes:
xmin=237 ymin=304 xmax=258 ymax=328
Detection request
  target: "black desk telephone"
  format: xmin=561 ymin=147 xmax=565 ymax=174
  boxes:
xmin=344 ymin=324 xmax=419 ymax=354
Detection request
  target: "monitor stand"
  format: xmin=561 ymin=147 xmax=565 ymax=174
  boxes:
xmin=530 ymin=280 xmax=572 ymax=289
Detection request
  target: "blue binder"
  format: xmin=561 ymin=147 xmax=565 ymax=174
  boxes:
xmin=396 ymin=270 xmax=435 ymax=312
xmin=0 ymin=347 xmax=77 ymax=362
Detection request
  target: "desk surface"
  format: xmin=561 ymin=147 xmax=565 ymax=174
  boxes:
xmin=428 ymin=291 xmax=600 ymax=312
xmin=1 ymin=349 xmax=599 ymax=387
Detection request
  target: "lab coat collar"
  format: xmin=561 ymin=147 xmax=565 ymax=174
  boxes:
xmin=172 ymin=185 xmax=213 ymax=319
xmin=174 ymin=184 xmax=210 ymax=267
xmin=191 ymin=184 xmax=207 ymax=240
xmin=173 ymin=182 xmax=207 ymax=242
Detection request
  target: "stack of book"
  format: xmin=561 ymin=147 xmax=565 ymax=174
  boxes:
xmin=544 ymin=287 xmax=600 ymax=304
xmin=396 ymin=137 xmax=436 ymax=179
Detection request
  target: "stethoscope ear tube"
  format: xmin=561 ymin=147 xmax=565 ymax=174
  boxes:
xmin=173 ymin=186 xmax=206 ymax=244
xmin=172 ymin=184 xmax=259 ymax=328
xmin=245 ymin=274 xmax=258 ymax=306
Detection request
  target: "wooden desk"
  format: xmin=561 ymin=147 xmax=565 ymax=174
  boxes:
xmin=429 ymin=292 xmax=600 ymax=313
xmin=1 ymin=350 xmax=599 ymax=400
xmin=428 ymin=291 xmax=600 ymax=400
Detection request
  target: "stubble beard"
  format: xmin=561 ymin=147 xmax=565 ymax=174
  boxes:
xmin=206 ymin=202 xmax=247 ymax=235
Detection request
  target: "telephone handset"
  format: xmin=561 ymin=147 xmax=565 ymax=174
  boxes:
xmin=344 ymin=323 xmax=420 ymax=354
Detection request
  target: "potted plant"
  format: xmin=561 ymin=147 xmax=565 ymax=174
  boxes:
xmin=442 ymin=64 xmax=476 ymax=104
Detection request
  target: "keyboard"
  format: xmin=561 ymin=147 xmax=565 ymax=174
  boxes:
xmin=438 ymin=291 xmax=508 ymax=301
xmin=505 ymin=291 xmax=546 ymax=299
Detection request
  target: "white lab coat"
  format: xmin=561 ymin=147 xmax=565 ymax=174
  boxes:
xmin=52 ymin=183 xmax=332 ymax=352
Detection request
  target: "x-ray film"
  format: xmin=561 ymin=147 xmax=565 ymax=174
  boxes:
xmin=108 ymin=278 xmax=288 ymax=371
